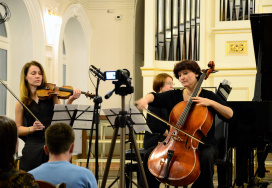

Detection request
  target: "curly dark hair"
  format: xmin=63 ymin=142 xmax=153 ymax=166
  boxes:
xmin=173 ymin=60 xmax=202 ymax=80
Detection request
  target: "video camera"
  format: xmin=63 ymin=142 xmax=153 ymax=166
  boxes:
xmin=104 ymin=69 xmax=130 ymax=81
xmin=104 ymin=69 xmax=134 ymax=96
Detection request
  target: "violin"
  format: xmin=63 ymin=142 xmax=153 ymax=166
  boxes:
xmin=36 ymin=83 xmax=95 ymax=100
xmin=147 ymin=61 xmax=216 ymax=186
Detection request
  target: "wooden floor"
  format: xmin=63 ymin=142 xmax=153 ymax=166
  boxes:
xmin=72 ymin=160 xmax=272 ymax=188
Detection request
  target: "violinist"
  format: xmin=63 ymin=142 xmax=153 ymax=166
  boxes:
xmin=142 ymin=73 xmax=174 ymax=188
xmin=15 ymin=61 xmax=81 ymax=172
xmin=135 ymin=60 xmax=234 ymax=188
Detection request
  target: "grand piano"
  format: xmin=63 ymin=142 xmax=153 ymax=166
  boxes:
xmin=226 ymin=13 xmax=272 ymax=187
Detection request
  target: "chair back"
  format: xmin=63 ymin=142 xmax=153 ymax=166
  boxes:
xmin=36 ymin=180 xmax=66 ymax=188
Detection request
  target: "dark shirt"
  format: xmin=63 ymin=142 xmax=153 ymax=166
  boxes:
xmin=144 ymin=104 xmax=170 ymax=149
xmin=23 ymin=98 xmax=54 ymax=140
xmin=149 ymin=89 xmax=233 ymax=146
xmin=0 ymin=169 xmax=38 ymax=188
xmin=19 ymin=98 xmax=54 ymax=171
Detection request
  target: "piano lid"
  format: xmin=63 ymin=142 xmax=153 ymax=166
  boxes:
xmin=250 ymin=13 xmax=272 ymax=101
xmin=228 ymin=101 xmax=272 ymax=148
xmin=250 ymin=13 xmax=272 ymax=67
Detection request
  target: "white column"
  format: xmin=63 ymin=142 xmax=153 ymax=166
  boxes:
xmin=144 ymin=0 xmax=155 ymax=68
xmin=142 ymin=0 xmax=156 ymax=97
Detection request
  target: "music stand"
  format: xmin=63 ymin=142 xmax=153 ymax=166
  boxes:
xmin=101 ymin=104 xmax=149 ymax=188
xmin=103 ymin=105 xmax=152 ymax=134
xmin=51 ymin=104 xmax=94 ymax=129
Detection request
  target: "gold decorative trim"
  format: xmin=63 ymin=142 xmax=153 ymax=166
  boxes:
xmin=141 ymin=67 xmax=256 ymax=72
xmin=140 ymin=67 xmax=173 ymax=71
xmin=262 ymin=5 xmax=272 ymax=13
xmin=213 ymin=28 xmax=251 ymax=31
xmin=216 ymin=67 xmax=256 ymax=71
xmin=226 ymin=41 xmax=247 ymax=55
xmin=231 ymin=87 xmax=250 ymax=101
xmin=213 ymin=31 xmax=252 ymax=34
xmin=210 ymin=73 xmax=255 ymax=77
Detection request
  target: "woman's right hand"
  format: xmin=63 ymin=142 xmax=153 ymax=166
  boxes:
xmin=30 ymin=121 xmax=45 ymax=132
xmin=135 ymin=93 xmax=155 ymax=110
xmin=135 ymin=98 xmax=148 ymax=110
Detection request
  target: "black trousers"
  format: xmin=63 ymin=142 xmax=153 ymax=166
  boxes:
xmin=191 ymin=144 xmax=218 ymax=188
xmin=142 ymin=146 xmax=161 ymax=188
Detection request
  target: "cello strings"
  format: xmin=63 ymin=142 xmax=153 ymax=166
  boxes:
xmin=144 ymin=108 xmax=205 ymax=145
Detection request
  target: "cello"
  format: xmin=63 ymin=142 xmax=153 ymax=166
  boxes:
xmin=147 ymin=61 xmax=216 ymax=186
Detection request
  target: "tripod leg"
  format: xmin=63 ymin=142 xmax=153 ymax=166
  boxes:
xmin=108 ymin=176 xmax=120 ymax=188
xmin=119 ymin=126 xmax=126 ymax=188
xmin=130 ymin=131 xmax=149 ymax=188
xmin=101 ymin=126 xmax=119 ymax=188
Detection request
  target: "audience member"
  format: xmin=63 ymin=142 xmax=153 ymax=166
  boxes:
xmin=0 ymin=116 xmax=38 ymax=188
xmin=29 ymin=122 xmax=97 ymax=188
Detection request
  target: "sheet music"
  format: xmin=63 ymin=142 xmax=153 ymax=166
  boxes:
xmin=52 ymin=104 xmax=94 ymax=130
xmin=102 ymin=105 xmax=152 ymax=134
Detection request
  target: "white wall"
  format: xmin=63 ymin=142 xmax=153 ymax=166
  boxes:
xmin=89 ymin=6 xmax=135 ymax=110
xmin=4 ymin=0 xmax=45 ymax=119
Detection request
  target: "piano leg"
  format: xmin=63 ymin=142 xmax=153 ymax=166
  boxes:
xmin=235 ymin=144 xmax=271 ymax=188
xmin=217 ymin=148 xmax=233 ymax=188
xmin=235 ymin=147 xmax=250 ymax=186
xmin=256 ymin=143 xmax=270 ymax=178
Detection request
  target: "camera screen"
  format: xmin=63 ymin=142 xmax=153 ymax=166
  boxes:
xmin=105 ymin=71 xmax=116 ymax=80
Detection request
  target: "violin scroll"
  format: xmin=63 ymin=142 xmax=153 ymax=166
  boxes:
xmin=84 ymin=92 xmax=95 ymax=99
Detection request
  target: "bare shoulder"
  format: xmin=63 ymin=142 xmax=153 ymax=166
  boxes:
xmin=15 ymin=101 xmax=24 ymax=111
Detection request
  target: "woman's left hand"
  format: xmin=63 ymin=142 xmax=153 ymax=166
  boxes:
xmin=69 ymin=89 xmax=81 ymax=100
xmin=191 ymin=97 xmax=213 ymax=107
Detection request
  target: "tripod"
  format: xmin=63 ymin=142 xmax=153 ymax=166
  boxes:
xmin=101 ymin=95 xmax=148 ymax=188
xmin=86 ymin=77 xmax=102 ymax=181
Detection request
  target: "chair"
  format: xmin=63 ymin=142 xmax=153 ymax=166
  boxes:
xmin=15 ymin=138 xmax=25 ymax=169
xmin=36 ymin=180 xmax=66 ymax=188
xmin=125 ymin=148 xmax=146 ymax=187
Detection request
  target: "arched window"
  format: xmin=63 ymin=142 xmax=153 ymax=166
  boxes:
xmin=62 ymin=40 xmax=67 ymax=104
xmin=0 ymin=13 xmax=8 ymax=115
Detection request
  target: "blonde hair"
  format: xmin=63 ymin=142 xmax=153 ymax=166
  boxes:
xmin=20 ymin=61 xmax=47 ymax=105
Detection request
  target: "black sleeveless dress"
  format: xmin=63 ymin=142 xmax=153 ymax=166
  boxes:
xmin=19 ymin=98 xmax=54 ymax=172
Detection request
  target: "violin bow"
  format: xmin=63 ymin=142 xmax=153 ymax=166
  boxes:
xmin=0 ymin=78 xmax=40 ymax=122
xmin=143 ymin=108 xmax=205 ymax=145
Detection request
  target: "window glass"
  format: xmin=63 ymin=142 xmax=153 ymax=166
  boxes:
xmin=62 ymin=64 xmax=66 ymax=104
xmin=0 ymin=84 xmax=6 ymax=115
xmin=0 ymin=48 xmax=7 ymax=115
xmin=0 ymin=49 xmax=7 ymax=80
xmin=0 ymin=13 xmax=7 ymax=37
xmin=62 ymin=40 xmax=66 ymax=55
xmin=63 ymin=64 xmax=66 ymax=86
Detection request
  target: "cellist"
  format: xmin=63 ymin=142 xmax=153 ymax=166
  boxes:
xmin=15 ymin=61 xmax=81 ymax=172
xmin=142 ymin=73 xmax=174 ymax=188
xmin=135 ymin=60 xmax=234 ymax=188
